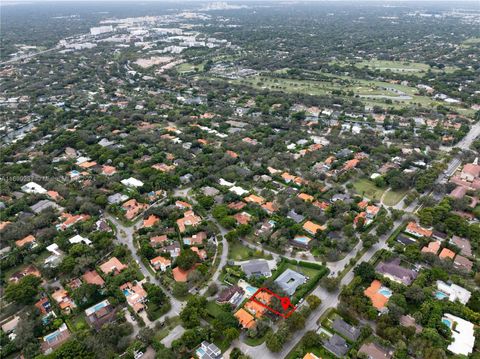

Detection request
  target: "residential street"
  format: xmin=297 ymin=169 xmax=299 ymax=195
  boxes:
xmin=105 ymin=213 xmax=184 ymax=324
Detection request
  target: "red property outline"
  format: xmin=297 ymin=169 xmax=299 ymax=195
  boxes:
xmin=247 ymin=287 xmax=297 ymax=318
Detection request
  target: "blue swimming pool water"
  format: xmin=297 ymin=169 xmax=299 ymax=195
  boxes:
xmin=379 ymin=288 xmax=393 ymax=297
xmin=435 ymin=291 xmax=449 ymax=300
xmin=246 ymin=286 xmax=257 ymax=294
xmin=295 ymin=236 xmax=310 ymax=244
xmin=123 ymin=289 xmax=131 ymax=296
xmin=93 ymin=301 xmax=107 ymax=311
xmin=442 ymin=318 xmax=452 ymax=328
xmin=45 ymin=331 xmax=60 ymax=343
xmin=196 ymin=348 xmax=205 ymax=356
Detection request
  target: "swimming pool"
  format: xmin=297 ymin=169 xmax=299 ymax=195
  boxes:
xmin=246 ymin=286 xmax=257 ymax=295
xmin=196 ymin=348 xmax=205 ymax=356
xmin=93 ymin=301 xmax=108 ymax=311
xmin=442 ymin=318 xmax=453 ymax=329
xmin=294 ymin=236 xmax=311 ymax=244
xmin=378 ymin=288 xmax=393 ymax=298
xmin=45 ymin=331 xmax=60 ymax=343
xmin=435 ymin=291 xmax=449 ymax=300
xmin=123 ymin=289 xmax=131 ymax=296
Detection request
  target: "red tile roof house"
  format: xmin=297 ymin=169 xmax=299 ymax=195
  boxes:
xmin=52 ymin=288 xmax=76 ymax=314
xmin=82 ymin=270 xmax=105 ymax=287
xmin=405 ymin=221 xmax=432 ymax=238
xmin=99 ymin=257 xmax=128 ymax=276
xmin=421 ymin=241 xmax=441 ymax=255
xmin=15 ymin=234 xmax=37 ymax=248
xmin=10 ymin=265 xmax=42 ymax=283
xmin=183 ymin=231 xmax=207 ymax=246
xmin=172 ymin=266 xmax=197 ymax=282
xmin=56 ymin=213 xmax=91 ymax=231
xmin=120 ymin=282 xmax=148 ymax=313
xmin=175 ymin=200 xmax=192 ymax=210
xmin=150 ymin=256 xmax=171 ymax=272
xmin=191 ymin=246 xmax=207 ymax=260
xmin=122 ymin=199 xmax=148 ymax=220
xmin=233 ymin=212 xmax=252 ymax=225
xmin=176 ymin=210 xmax=202 ymax=233
xmin=143 ymin=214 xmax=159 ymax=228
xmin=150 ymin=235 xmax=168 ymax=248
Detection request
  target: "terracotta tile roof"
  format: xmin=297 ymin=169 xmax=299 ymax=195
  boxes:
xmin=298 ymin=193 xmax=314 ymax=202
xmin=150 ymin=256 xmax=171 ymax=270
xmin=191 ymin=246 xmax=207 ymax=260
xmin=439 ymin=248 xmax=455 ymax=260
xmin=99 ymin=257 xmax=127 ymax=275
xmin=406 ymin=222 xmax=432 ymax=237
xmin=175 ymin=200 xmax=192 ymax=209
xmin=101 ymin=165 xmax=117 ymax=176
xmin=244 ymin=194 xmax=265 ymax=205
xmin=143 ymin=215 xmax=159 ymax=228
xmin=303 ymin=354 xmax=321 ymax=359
xmin=228 ymin=201 xmax=247 ymax=210
xmin=82 ymin=270 xmax=105 ymax=286
xmin=261 ymin=202 xmax=277 ymax=214
xmin=47 ymin=190 xmax=62 ymax=201
xmin=364 ymin=280 xmax=389 ymax=310
xmin=233 ymin=212 xmax=252 ymax=225
xmin=303 ymin=221 xmax=325 ymax=235
xmin=313 ymin=201 xmax=329 ymax=210
xmin=172 ymin=266 xmax=195 ymax=282
xmin=343 ymin=158 xmax=359 ymax=171
xmin=0 ymin=221 xmax=11 ymax=230
xmin=421 ymin=241 xmax=440 ymax=255
xmin=150 ymin=235 xmax=168 ymax=247
xmin=235 ymin=308 xmax=255 ymax=329
xmin=226 ymin=150 xmax=239 ymax=159
xmin=15 ymin=234 xmax=36 ymax=248
xmin=358 ymin=200 xmax=369 ymax=209
xmin=176 ymin=210 xmax=201 ymax=233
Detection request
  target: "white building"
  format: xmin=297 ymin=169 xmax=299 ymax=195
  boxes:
xmin=69 ymin=235 xmax=92 ymax=246
xmin=121 ymin=177 xmax=144 ymax=188
xmin=436 ymin=281 xmax=471 ymax=305
xmin=229 ymin=186 xmax=248 ymax=196
xmin=90 ymin=25 xmax=113 ymax=36
xmin=443 ymin=313 xmax=475 ymax=356
xmin=21 ymin=182 xmax=47 ymax=194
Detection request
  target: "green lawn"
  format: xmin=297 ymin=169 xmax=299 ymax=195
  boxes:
xmin=352 ymin=179 xmax=385 ymax=201
xmin=213 ymin=67 xmax=473 ymax=113
xmin=176 ymin=62 xmax=204 ymax=74
xmin=382 ymin=189 xmax=408 ymax=206
xmin=228 ymin=242 xmax=273 ymax=261
xmin=154 ymin=316 xmax=181 ymax=341
xmin=243 ymin=328 xmax=271 ymax=346
xmin=206 ymin=301 xmax=225 ymax=319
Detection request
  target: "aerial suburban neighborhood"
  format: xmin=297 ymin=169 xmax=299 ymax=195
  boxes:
xmin=0 ymin=1 xmax=479 ymax=359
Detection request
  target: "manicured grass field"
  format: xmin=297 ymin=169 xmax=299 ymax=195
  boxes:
xmin=228 ymin=242 xmax=273 ymax=261
xmin=382 ymin=189 xmax=408 ymax=206
xmin=176 ymin=62 xmax=204 ymax=74
xmin=352 ymin=179 xmax=385 ymax=201
xmin=206 ymin=300 xmax=225 ymax=319
xmin=215 ymin=66 xmax=473 ymax=114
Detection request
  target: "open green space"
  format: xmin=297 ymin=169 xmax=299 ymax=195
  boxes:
xmin=212 ymin=67 xmax=473 ymax=114
xmin=175 ymin=62 xmax=204 ymax=74
xmin=353 ymin=59 xmax=457 ymax=74
xmin=382 ymin=188 xmax=408 ymax=206
xmin=228 ymin=242 xmax=273 ymax=261
xmin=352 ymin=179 xmax=386 ymax=201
